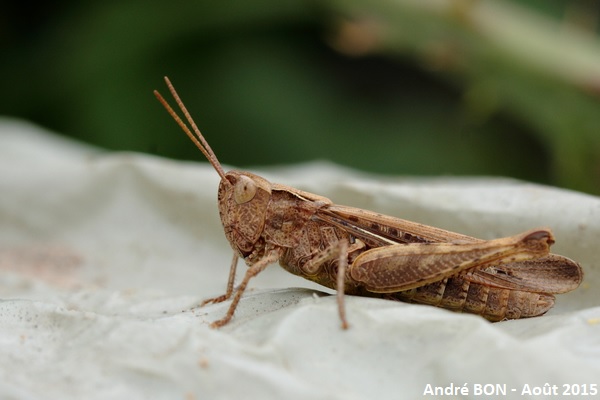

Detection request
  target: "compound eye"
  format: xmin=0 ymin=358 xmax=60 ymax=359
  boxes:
xmin=234 ymin=175 xmax=257 ymax=204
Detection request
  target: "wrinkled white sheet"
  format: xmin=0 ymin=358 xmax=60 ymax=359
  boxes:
xmin=1 ymin=118 xmax=599 ymax=400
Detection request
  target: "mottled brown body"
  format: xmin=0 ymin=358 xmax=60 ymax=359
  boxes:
xmin=274 ymin=201 xmax=578 ymax=322
xmin=391 ymin=277 xmax=555 ymax=322
xmin=154 ymin=77 xmax=583 ymax=329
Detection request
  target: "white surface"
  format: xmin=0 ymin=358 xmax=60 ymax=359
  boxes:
xmin=1 ymin=117 xmax=599 ymax=399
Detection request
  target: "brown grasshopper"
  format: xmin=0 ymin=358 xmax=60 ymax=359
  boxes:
xmin=154 ymin=76 xmax=583 ymax=329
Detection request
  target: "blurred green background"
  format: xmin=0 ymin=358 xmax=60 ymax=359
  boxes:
xmin=2 ymin=0 xmax=600 ymax=194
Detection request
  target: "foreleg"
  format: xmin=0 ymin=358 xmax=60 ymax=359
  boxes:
xmin=210 ymin=249 xmax=281 ymax=328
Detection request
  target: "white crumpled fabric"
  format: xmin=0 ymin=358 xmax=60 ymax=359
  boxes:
xmin=1 ymin=118 xmax=599 ymax=400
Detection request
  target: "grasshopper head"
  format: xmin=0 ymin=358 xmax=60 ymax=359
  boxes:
xmin=154 ymin=77 xmax=273 ymax=259
xmin=217 ymin=171 xmax=272 ymax=256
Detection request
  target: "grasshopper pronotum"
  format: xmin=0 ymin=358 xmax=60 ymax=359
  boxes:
xmin=154 ymin=77 xmax=583 ymax=329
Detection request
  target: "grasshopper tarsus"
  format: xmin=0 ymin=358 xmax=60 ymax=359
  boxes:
xmin=209 ymin=318 xmax=228 ymax=329
xmin=207 ymin=248 xmax=281 ymax=328
xmin=200 ymin=294 xmax=229 ymax=307
xmin=155 ymin=77 xmax=583 ymax=329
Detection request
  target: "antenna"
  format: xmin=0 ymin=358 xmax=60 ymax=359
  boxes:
xmin=154 ymin=76 xmax=229 ymax=182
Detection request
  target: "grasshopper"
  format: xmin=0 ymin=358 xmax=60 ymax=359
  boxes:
xmin=154 ymin=76 xmax=583 ymax=329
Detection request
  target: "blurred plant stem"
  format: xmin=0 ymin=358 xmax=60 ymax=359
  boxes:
xmin=329 ymin=0 xmax=600 ymax=193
